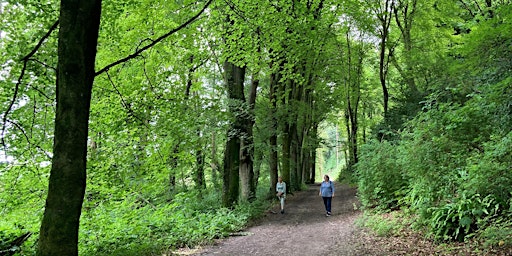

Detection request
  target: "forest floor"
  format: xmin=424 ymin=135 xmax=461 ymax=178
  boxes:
xmin=175 ymin=182 xmax=511 ymax=256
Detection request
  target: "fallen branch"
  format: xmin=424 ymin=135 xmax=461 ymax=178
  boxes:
xmin=0 ymin=232 xmax=32 ymax=256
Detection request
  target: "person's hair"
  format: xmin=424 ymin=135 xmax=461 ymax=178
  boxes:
xmin=324 ymin=174 xmax=330 ymax=180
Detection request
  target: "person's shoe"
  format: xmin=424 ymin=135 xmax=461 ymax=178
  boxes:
xmin=327 ymin=212 xmax=332 ymax=216
xmin=281 ymin=209 xmax=284 ymax=214
xmin=326 ymin=213 xmax=330 ymax=217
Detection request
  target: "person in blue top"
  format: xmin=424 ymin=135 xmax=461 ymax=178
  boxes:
xmin=319 ymin=174 xmax=335 ymax=216
xmin=276 ymin=176 xmax=286 ymax=214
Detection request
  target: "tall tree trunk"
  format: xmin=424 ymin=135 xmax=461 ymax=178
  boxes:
xmin=343 ymin=30 xmax=363 ymax=170
xmin=222 ymin=61 xmax=245 ymax=207
xmin=268 ymin=69 xmax=279 ymax=197
xmin=239 ymin=73 xmax=258 ymax=201
xmin=210 ymin=133 xmax=220 ymax=188
xmin=37 ymin=0 xmax=102 ymax=255
xmin=310 ymin=122 xmax=319 ymax=183
xmin=393 ymin=0 xmax=419 ymax=94
xmin=281 ymin=123 xmax=291 ymax=190
xmin=186 ymin=55 xmax=206 ymax=192
xmin=291 ymin=77 xmax=304 ymax=189
xmin=279 ymin=75 xmax=295 ymax=190
xmin=195 ymin=142 xmax=206 ymax=191
xmin=168 ymin=144 xmax=180 ymax=192
xmin=223 ymin=134 xmax=240 ymax=207
xmin=377 ymin=0 xmax=393 ymax=116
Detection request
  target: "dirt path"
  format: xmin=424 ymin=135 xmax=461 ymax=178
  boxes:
xmin=194 ymin=182 xmax=369 ymax=256
xmin=183 ymin=183 xmax=512 ymax=256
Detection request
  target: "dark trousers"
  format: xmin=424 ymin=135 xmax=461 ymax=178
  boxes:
xmin=322 ymin=197 xmax=332 ymax=213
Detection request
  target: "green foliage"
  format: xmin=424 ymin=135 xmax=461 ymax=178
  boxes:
xmin=429 ymin=193 xmax=498 ymax=241
xmin=0 ymin=224 xmax=31 ymax=255
xmin=464 ymin=131 xmax=512 ymax=207
xmin=80 ymin=192 xmax=229 ymax=255
xmin=78 ymin=188 xmax=269 ymax=256
xmin=0 ymin=163 xmax=47 ymax=254
xmin=476 ymin=213 xmax=512 ymax=248
xmin=356 ymin=140 xmax=408 ymax=210
xmin=356 ymin=211 xmax=403 ymax=237
xmin=0 ymin=174 xmax=262 ymax=256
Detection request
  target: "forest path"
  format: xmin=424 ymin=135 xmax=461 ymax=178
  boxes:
xmin=193 ymin=182 xmax=369 ymax=256
xmin=184 ymin=183 xmax=512 ymax=256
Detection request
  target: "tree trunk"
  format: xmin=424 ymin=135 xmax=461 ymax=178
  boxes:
xmin=268 ymin=69 xmax=279 ymax=197
xmin=253 ymin=145 xmax=262 ymax=190
xmin=281 ymin=123 xmax=291 ymax=190
xmin=222 ymin=60 xmax=245 ymax=207
xmin=239 ymin=73 xmax=258 ymax=201
xmin=301 ymin=145 xmax=310 ymax=184
xmin=168 ymin=144 xmax=180 ymax=192
xmin=223 ymin=134 xmax=240 ymax=207
xmin=269 ymin=131 xmax=278 ymax=196
xmin=37 ymin=0 xmax=102 ymax=255
xmin=239 ymin=139 xmax=254 ymax=201
xmin=210 ymin=133 xmax=220 ymax=188
xmin=289 ymin=119 xmax=299 ymax=189
xmin=195 ymin=144 xmax=206 ymax=191
xmin=377 ymin=0 xmax=393 ymax=116
xmin=309 ymin=122 xmax=319 ymax=183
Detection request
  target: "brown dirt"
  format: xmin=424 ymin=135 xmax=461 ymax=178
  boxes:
xmin=191 ymin=182 xmax=366 ymax=256
xmin=181 ymin=183 xmax=512 ymax=256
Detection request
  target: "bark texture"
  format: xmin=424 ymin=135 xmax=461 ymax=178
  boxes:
xmin=222 ymin=61 xmax=245 ymax=207
xmin=37 ymin=0 xmax=102 ymax=255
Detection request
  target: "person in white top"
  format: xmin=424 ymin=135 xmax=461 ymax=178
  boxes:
xmin=276 ymin=176 xmax=286 ymax=214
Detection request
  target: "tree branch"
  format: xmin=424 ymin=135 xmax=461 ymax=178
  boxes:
xmin=105 ymin=71 xmax=149 ymax=127
xmin=1 ymin=20 xmax=59 ymax=150
xmin=95 ymin=0 xmax=214 ymax=77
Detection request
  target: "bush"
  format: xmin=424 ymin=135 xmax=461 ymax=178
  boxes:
xmin=464 ymin=131 xmax=512 ymax=207
xmin=356 ymin=140 xmax=408 ymax=210
xmin=79 ymin=190 xmax=263 ymax=256
xmin=429 ymin=193 xmax=498 ymax=241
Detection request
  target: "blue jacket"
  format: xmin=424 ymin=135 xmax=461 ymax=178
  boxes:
xmin=320 ymin=181 xmax=335 ymax=197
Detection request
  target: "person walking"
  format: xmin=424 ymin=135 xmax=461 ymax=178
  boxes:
xmin=276 ymin=176 xmax=286 ymax=214
xmin=319 ymin=174 xmax=335 ymax=216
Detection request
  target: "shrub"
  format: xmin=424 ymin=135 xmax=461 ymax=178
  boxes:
xmin=429 ymin=193 xmax=498 ymax=241
xmin=356 ymin=140 xmax=408 ymax=210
